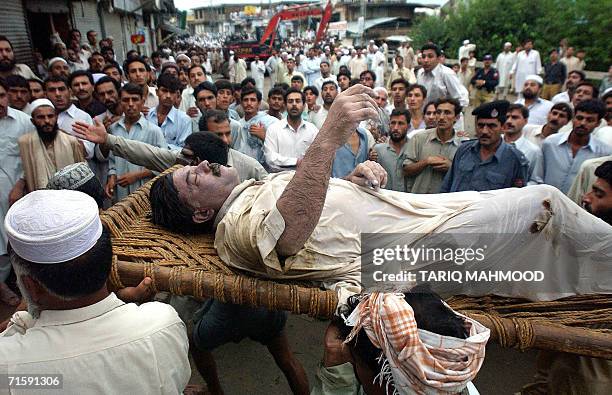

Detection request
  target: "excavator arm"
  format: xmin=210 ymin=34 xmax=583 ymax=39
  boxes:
xmin=259 ymin=2 xmax=332 ymax=47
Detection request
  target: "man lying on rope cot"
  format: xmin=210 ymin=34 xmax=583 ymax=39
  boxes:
xmin=80 ymin=84 xmax=612 ymax=307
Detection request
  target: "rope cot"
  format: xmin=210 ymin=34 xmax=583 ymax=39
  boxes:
xmin=102 ymin=166 xmax=612 ymax=359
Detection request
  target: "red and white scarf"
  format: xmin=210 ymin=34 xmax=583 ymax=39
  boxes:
xmin=344 ymin=292 xmax=490 ymax=395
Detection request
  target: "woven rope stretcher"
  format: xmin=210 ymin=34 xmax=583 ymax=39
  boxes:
xmin=103 ymin=167 xmax=612 ymax=360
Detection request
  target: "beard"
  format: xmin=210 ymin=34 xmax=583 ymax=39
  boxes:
xmin=390 ymin=132 xmax=407 ymax=143
xmin=522 ymin=89 xmax=536 ymax=100
xmin=584 ymin=203 xmax=612 ymax=225
xmin=0 ymin=57 xmax=16 ymax=72
xmin=35 ymin=123 xmax=59 ymax=143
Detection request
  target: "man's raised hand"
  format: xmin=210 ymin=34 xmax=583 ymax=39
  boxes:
xmin=320 ymin=84 xmax=379 ymax=148
xmin=73 ymin=119 xmax=108 ymax=145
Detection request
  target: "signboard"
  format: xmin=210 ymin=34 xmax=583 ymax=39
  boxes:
xmin=131 ymin=34 xmax=145 ymax=44
xmin=244 ymin=6 xmax=258 ymax=15
xmin=328 ymin=21 xmax=348 ymax=39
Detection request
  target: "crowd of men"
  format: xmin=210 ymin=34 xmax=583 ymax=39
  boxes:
xmin=1 ymin=27 xmax=612 ymax=395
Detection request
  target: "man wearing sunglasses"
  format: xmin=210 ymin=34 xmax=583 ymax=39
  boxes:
xmin=441 ymin=100 xmax=528 ymax=192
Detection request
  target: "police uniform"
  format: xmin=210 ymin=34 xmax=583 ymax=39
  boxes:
xmin=441 ymin=101 xmax=528 ymax=192
xmin=470 ymin=55 xmax=499 ymax=107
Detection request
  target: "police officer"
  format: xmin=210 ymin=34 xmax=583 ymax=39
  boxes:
xmin=470 ymin=54 xmax=499 ymax=107
xmin=440 ymin=100 xmax=528 ymax=192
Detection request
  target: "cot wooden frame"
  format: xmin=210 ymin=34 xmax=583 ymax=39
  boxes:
xmin=103 ymin=166 xmax=612 ymax=360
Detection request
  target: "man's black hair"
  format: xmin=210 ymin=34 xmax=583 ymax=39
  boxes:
xmin=188 ymin=64 xmax=205 ymax=75
xmin=0 ymin=35 xmax=13 ymax=49
xmin=407 ymin=83 xmax=428 ymax=98
xmin=241 ymin=87 xmax=262 ymax=102
xmin=194 ymin=81 xmax=217 ymax=99
xmin=575 ymin=81 xmax=599 ymax=99
xmin=550 ymin=102 xmax=573 ymax=120
xmin=348 ymin=78 xmax=361 ymax=87
xmin=185 ymin=131 xmax=229 ymax=165
xmin=508 ymin=103 xmax=529 ymax=120
xmin=303 ymin=85 xmax=319 ymax=97
xmin=268 ymin=86 xmax=285 ymax=99
xmin=44 ymin=75 xmax=69 ymax=89
xmin=568 ymin=70 xmax=586 ymax=81
xmin=273 ymin=82 xmax=290 ymax=92
xmin=284 ymin=87 xmax=305 ymax=104
xmin=10 ymin=225 xmax=113 ymax=298
xmin=198 ymin=109 xmax=229 ymax=132
xmin=0 ymin=78 xmax=8 ymax=92
xmin=321 ymin=80 xmax=338 ymax=91
xmin=575 ymin=99 xmax=606 ymax=120
xmin=69 ymin=70 xmax=94 ymax=87
xmin=595 ymin=161 xmax=612 ymax=188
xmin=360 ymin=70 xmax=376 ymax=82
xmin=157 ymin=73 xmax=182 ymax=93
xmin=435 ymin=97 xmax=462 ymax=116
xmin=5 ymin=75 xmax=28 ymax=89
xmin=94 ymin=76 xmax=121 ymax=94
xmin=390 ymin=108 xmax=411 ymax=124
xmin=390 ymin=78 xmax=409 ymax=90
xmin=290 ymin=75 xmax=304 ymax=83
xmin=215 ymin=79 xmax=233 ymax=92
xmin=240 ymin=77 xmax=256 ymax=89
xmin=421 ymin=43 xmax=441 ymax=56
xmin=124 ymin=57 xmax=151 ymax=76
xmin=120 ymin=82 xmax=145 ymax=98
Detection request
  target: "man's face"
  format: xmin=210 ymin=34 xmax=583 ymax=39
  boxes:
xmin=504 ymin=109 xmax=527 ymax=135
xmin=28 ymin=81 xmax=45 ymax=100
xmin=46 ymin=81 xmax=71 ymax=111
xmin=566 ymin=47 xmax=574 ymax=57
xmin=89 ymin=54 xmax=105 ymax=72
xmin=572 ymin=110 xmax=600 ymax=137
xmin=576 ymin=51 xmax=585 ymax=60
xmin=291 ymin=80 xmax=304 ymax=91
xmin=460 ymin=59 xmax=468 ymax=70
xmin=337 ymin=75 xmax=350 ymax=91
xmin=522 ymin=80 xmax=541 ymax=100
xmin=321 ymin=84 xmax=337 ymax=105
xmin=49 ymin=62 xmax=70 ymax=78
xmin=605 ymin=96 xmax=612 ymax=125
xmin=424 ymin=104 xmax=437 ymax=128
xmin=476 ymin=117 xmax=502 ymax=147
xmin=483 ymin=59 xmax=492 ymax=68
xmin=0 ymin=40 xmax=16 ymax=72
xmin=157 ymin=86 xmax=179 ymax=108
xmin=87 ymin=31 xmax=97 ymax=45
xmin=67 ymin=48 xmax=79 ymax=62
xmin=286 ymin=59 xmax=295 ymax=72
xmin=189 ymin=67 xmax=206 ymax=88
xmin=406 ymin=88 xmax=423 ymax=110
xmin=120 ymin=91 xmax=144 ymax=119
xmin=524 ymin=41 xmax=533 ymax=51
xmin=8 ymin=85 xmax=30 ymax=110
xmin=375 ymin=92 xmax=388 ymax=109
xmin=163 ymin=67 xmax=178 ymax=78
xmin=582 ymin=177 xmax=612 ymax=224
xmin=391 ymin=83 xmax=407 ymax=105
xmin=547 ymin=108 xmax=570 ymax=131
xmin=31 ymin=106 xmax=58 ymax=133
xmin=95 ymin=81 xmax=119 ymax=111
xmin=304 ymin=90 xmax=317 ymax=107
xmin=268 ymin=93 xmax=284 ymax=112
xmin=0 ymin=86 xmax=8 ymax=118
xmin=241 ymin=93 xmax=259 ymax=116
xmin=436 ymin=103 xmax=457 ymax=131
xmin=395 ymin=57 xmax=403 ymax=67
xmin=286 ymin=92 xmax=304 ymax=119
xmin=216 ymin=88 xmax=233 ymax=110
xmin=70 ymin=75 xmax=94 ymax=102
xmin=550 ymin=51 xmax=558 ymax=62
xmin=127 ymin=61 xmax=148 ymax=86
xmin=389 ymin=115 xmax=408 ymax=142
xmin=320 ymin=62 xmax=330 ymax=76
xmin=152 ymin=55 xmax=162 ymax=68
xmin=171 ymin=161 xmax=240 ymax=217
xmin=567 ymin=72 xmax=583 ymax=89
xmin=71 ymin=31 xmax=82 ymax=43
xmin=196 ymin=89 xmax=216 ymax=111
xmin=360 ymin=73 xmax=374 ymax=88
xmin=421 ymin=49 xmax=438 ymax=72
xmin=207 ymin=120 xmax=232 ymax=146
xmin=572 ymin=85 xmax=594 ymax=107
xmin=105 ymin=67 xmax=122 ymax=83
xmin=177 ymin=58 xmax=190 ymax=69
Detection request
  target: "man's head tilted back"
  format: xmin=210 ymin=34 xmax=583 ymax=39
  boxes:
xmin=5 ymin=190 xmax=112 ymax=318
xmin=150 ymin=160 xmax=240 ymax=234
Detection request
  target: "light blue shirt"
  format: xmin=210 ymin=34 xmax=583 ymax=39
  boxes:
xmin=303 ymin=57 xmax=322 ymax=86
xmin=235 ymin=111 xmax=279 ymax=164
xmin=108 ymin=115 xmax=166 ymax=201
xmin=332 ymin=128 xmax=369 ymax=178
xmin=511 ymin=135 xmax=544 ymax=185
xmin=542 ymin=131 xmax=612 ymax=193
xmin=147 ymin=106 xmax=192 ymax=150
xmin=0 ymin=108 xmax=32 ymax=255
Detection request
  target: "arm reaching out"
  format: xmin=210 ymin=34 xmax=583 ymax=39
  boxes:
xmin=274 ymin=84 xmax=379 ymax=257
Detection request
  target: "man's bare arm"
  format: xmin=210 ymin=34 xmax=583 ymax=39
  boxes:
xmin=275 ymin=85 xmax=380 ymax=257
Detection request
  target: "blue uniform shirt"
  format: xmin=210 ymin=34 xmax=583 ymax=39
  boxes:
xmin=332 ymin=128 xmax=369 ymax=178
xmin=441 ymin=139 xmax=528 ymax=192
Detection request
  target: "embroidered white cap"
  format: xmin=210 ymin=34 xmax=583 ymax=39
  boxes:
xmin=525 ymin=74 xmax=544 ymax=85
xmin=5 ymin=190 xmax=103 ymax=264
xmin=29 ymin=98 xmax=55 ymax=114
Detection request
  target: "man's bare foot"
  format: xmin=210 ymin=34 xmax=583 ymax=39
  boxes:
xmin=0 ymin=283 xmax=20 ymax=306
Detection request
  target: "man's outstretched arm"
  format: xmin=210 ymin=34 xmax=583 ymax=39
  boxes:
xmin=274 ymin=85 xmax=380 ymax=257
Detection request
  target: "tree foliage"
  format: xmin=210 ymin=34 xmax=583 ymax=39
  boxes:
xmin=410 ymin=0 xmax=611 ymax=71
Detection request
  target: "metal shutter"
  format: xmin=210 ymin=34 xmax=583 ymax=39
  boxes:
xmin=102 ymin=9 xmax=126 ymax=63
xmin=71 ymin=1 xmax=102 ymax=39
xmin=0 ymin=1 xmax=33 ymax=66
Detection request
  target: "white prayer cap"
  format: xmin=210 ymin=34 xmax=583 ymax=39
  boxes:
xmin=229 ymin=50 xmax=235 ymax=55
xmin=176 ymin=53 xmax=190 ymax=61
xmin=48 ymin=57 xmax=68 ymax=67
xmin=30 ymin=98 xmax=55 ymax=114
xmin=525 ymin=74 xmax=544 ymax=85
xmin=369 ymin=40 xmax=375 ymax=44
xmin=463 ymin=39 xmax=470 ymax=45
xmin=504 ymin=42 xmax=512 ymax=47
xmin=5 ymin=190 xmax=102 ymax=264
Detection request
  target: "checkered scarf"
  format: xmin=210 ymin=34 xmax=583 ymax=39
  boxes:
xmin=344 ymin=292 xmax=490 ymax=395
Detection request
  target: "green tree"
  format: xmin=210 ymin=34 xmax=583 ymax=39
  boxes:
xmin=410 ymin=0 xmax=611 ymax=71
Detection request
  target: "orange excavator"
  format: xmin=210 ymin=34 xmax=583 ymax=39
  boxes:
xmin=226 ymin=1 xmax=333 ymax=61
